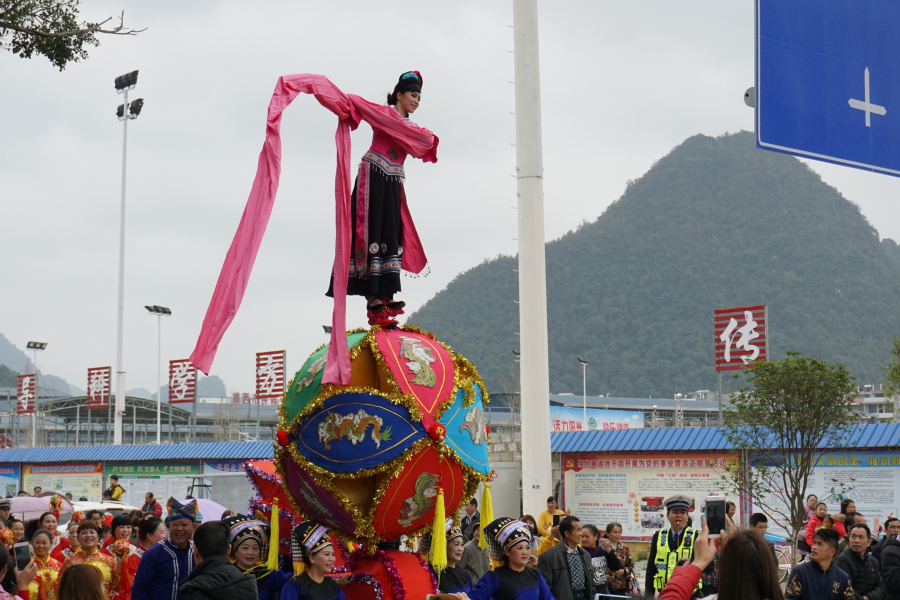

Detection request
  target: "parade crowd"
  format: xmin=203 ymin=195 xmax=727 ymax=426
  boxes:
xmin=2 ymin=478 xmax=900 ymax=600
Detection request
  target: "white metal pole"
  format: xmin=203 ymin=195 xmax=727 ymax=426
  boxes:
xmin=582 ymin=363 xmax=587 ymax=425
xmin=514 ymin=0 xmax=552 ymax=517
xmin=114 ymin=89 xmax=129 ymax=446
xmin=156 ymin=314 xmax=161 ymax=444
xmin=32 ymin=349 xmax=38 ymax=447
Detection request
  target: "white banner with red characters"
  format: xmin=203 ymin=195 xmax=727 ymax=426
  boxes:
xmin=16 ymin=374 xmax=36 ymax=415
xmin=715 ymin=304 xmax=768 ymax=371
xmin=86 ymin=367 xmax=111 ymax=409
xmin=255 ymin=350 xmax=286 ymax=399
xmin=549 ymin=406 xmax=643 ymax=432
xmin=562 ymin=452 xmax=737 ymax=541
xmin=168 ymin=359 xmax=197 ymax=404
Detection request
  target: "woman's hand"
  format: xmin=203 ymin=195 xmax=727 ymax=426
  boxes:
xmin=690 ymin=517 xmax=718 ymax=572
xmin=333 ymin=574 xmax=351 ymax=586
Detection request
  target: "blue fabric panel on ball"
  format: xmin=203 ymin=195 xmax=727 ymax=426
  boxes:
xmin=295 ymin=392 xmax=426 ymax=473
xmin=440 ymin=386 xmax=491 ymax=475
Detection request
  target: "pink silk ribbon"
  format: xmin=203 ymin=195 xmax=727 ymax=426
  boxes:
xmin=189 ymin=74 xmax=438 ymax=385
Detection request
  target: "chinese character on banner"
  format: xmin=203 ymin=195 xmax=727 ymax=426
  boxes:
xmin=86 ymin=367 xmax=111 ymax=409
xmin=715 ymin=305 xmax=768 ymax=371
xmin=16 ymin=374 xmax=36 ymax=415
xmin=255 ymin=351 xmax=286 ymax=399
xmin=168 ymin=359 xmax=197 ymax=403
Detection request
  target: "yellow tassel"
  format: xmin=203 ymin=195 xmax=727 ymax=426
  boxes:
xmin=293 ymin=562 xmax=306 ymax=576
xmin=431 ymin=487 xmax=447 ymax=575
xmin=478 ymin=481 xmax=493 ymax=550
xmin=267 ymin=499 xmax=280 ymax=571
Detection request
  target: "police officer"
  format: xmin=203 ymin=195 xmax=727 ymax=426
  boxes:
xmin=645 ymin=494 xmax=700 ymax=598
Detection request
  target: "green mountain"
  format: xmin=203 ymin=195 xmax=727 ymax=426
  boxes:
xmin=408 ymin=131 xmax=900 ymax=397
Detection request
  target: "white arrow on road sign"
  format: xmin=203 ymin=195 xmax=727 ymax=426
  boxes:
xmin=848 ymin=67 xmax=887 ymax=127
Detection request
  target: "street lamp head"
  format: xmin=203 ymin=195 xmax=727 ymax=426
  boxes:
xmin=129 ymin=98 xmax=144 ymax=117
xmin=144 ymin=305 xmax=172 ymax=316
xmin=116 ymin=104 xmax=125 ymax=119
xmin=322 ymin=325 xmax=333 ymax=334
xmin=577 ymin=357 xmax=588 ymax=365
xmin=512 ymin=350 xmax=521 ymax=356
xmin=26 ymin=341 xmax=47 ymax=350
xmin=114 ymin=70 xmax=139 ymax=92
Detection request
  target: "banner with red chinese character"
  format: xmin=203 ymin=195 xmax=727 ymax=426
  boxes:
xmin=715 ymin=304 xmax=768 ymax=371
xmin=168 ymin=359 xmax=197 ymax=404
xmin=550 ymin=406 xmax=643 ymax=432
xmin=255 ymin=350 xmax=286 ymax=399
xmin=16 ymin=374 xmax=36 ymax=415
xmin=86 ymin=367 xmax=111 ymax=409
xmin=561 ymin=452 xmax=736 ymax=541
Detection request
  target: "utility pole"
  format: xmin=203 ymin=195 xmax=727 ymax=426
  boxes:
xmin=513 ymin=0 xmax=552 ymax=517
xmin=145 ymin=305 xmax=171 ymax=444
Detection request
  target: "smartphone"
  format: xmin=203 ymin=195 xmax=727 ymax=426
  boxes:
xmin=706 ymin=494 xmax=726 ymax=538
xmin=13 ymin=542 xmax=30 ymax=571
xmin=552 ymin=514 xmax=561 ymax=527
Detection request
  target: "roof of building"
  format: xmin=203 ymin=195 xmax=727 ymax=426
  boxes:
xmin=550 ymin=422 xmax=900 ymax=453
xmin=0 ymin=441 xmax=275 ymax=464
xmin=549 ymin=394 xmax=722 ymax=411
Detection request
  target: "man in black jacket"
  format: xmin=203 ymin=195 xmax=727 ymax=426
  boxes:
xmin=874 ymin=519 xmax=900 ymax=561
xmin=537 ymin=516 xmax=594 ymax=600
xmin=180 ymin=521 xmax=257 ymax=600
xmin=882 ymin=532 xmax=900 ymax=600
xmin=835 ymin=523 xmax=884 ymax=600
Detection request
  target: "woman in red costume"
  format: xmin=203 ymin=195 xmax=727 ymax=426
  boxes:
xmin=57 ymin=523 xmax=119 ymax=600
xmin=326 ymin=71 xmax=428 ymax=321
xmin=30 ymin=529 xmax=62 ymax=600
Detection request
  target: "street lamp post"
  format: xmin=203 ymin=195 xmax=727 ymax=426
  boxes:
xmin=145 ymin=305 xmax=171 ymax=444
xmin=113 ymin=70 xmax=144 ymax=445
xmin=577 ymin=357 xmax=588 ymax=426
xmin=26 ymin=341 xmax=47 ymax=447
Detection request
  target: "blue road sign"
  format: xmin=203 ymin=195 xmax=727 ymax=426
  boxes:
xmin=756 ymin=1 xmax=900 ymax=176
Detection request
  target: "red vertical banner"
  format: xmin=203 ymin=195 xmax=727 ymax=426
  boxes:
xmin=16 ymin=374 xmax=36 ymax=415
xmin=86 ymin=367 xmax=111 ymax=409
xmin=168 ymin=359 xmax=197 ymax=404
xmin=715 ymin=305 xmax=768 ymax=371
xmin=255 ymin=350 xmax=286 ymax=399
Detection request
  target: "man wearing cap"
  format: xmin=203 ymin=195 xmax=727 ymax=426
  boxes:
xmin=0 ymin=499 xmax=10 ymax=526
xmin=132 ymin=498 xmax=198 ymax=600
xmin=645 ymin=494 xmax=700 ymax=598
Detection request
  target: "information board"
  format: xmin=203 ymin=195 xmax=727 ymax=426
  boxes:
xmin=755 ymin=451 xmax=900 ymax=538
xmin=562 ymin=453 xmax=737 ymax=540
xmin=549 ymin=406 xmax=643 ymax=432
xmin=0 ymin=465 xmax=20 ymax=497
xmin=105 ymin=463 xmax=200 ymax=507
xmin=23 ymin=464 xmax=103 ymax=501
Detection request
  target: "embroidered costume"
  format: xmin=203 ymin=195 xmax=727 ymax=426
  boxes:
xmin=190 ymin=73 xmax=439 ymax=386
xmin=29 ymin=555 xmax=61 ymax=600
xmin=468 ymin=518 xmax=553 ymax=600
xmin=224 ymin=515 xmax=291 ymax=600
xmin=131 ymin=499 xmax=198 ymax=600
xmin=58 ymin=548 xmax=120 ymax=600
xmin=281 ymin=522 xmax=346 ymax=600
xmin=425 ymin=519 xmax=473 ymax=595
xmin=108 ymin=540 xmax=143 ymax=600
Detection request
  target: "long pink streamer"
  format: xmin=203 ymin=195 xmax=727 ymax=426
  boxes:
xmin=189 ymin=74 xmax=438 ymax=386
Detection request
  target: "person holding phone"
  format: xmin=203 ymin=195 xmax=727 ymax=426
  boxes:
xmin=537 ymin=498 xmax=565 ymax=538
xmin=0 ymin=544 xmax=37 ymax=600
xmin=645 ymin=495 xmax=701 ymax=597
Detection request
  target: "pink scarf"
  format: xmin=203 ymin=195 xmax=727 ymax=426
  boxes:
xmin=189 ymin=74 xmax=438 ymax=385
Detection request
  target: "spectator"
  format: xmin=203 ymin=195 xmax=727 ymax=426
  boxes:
xmin=835 ymin=523 xmax=883 ymax=600
xmin=136 ymin=518 xmax=165 ymax=553
xmin=874 ymin=518 xmax=900 ymax=560
xmin=520 ymin=515 xmax=539 ymax=546
xmin=658 ymin=520 xmax=784 ymax=600
xmin=726 ymin=502 xmax=737 ymax=527
xmin=880 ymin=528 xmax=900 ymax=599
xmin=537 ymin=497 xmax=564 ymax=538
xmin=0 ymin=501 xmax=9 ymax=527
xmin=33 ymin=487 xmax=42 ymax=496
xmin=785 ymin=528 xmax=853 ymax=600
xmin=52 ymin=523 xmax=79 ymax=563
xmin=6 ymin=521 xmax=23 ymax=544
xmin=131 ymin=498 xmax=198 ymax=600
xmin=105 ymin=477 xmax=124 ymax=502
xmin=804 ymin=495 xmax=819 ymax=525
xmin=57 ymin=563 xmax=105 ymax=600
xmin=78 ymin=498 xmax=88 ymax=502
xmin=469 ymin=517 xmax=552 ymax=600
xmin=0 ymin=544 xmax=37 ymax=600
xmin=141 ymin=494 xmax=162 ymax=518
xmin=578 ymin=524 xmax=622 ymax=600
xmin=749 ymin=513 xmax=779 ymax=566
xmin=86 ymin=512 xmax=102 ymax=531
xmin=806 ymin=502 xmax=829 ymax=547
xmin=220 ymin=511 xmax=235 ymax=520
xmin=57 ymin=522 xmax=119 ymax=600
xmin=604 ymin=522 xmax=633 ymax=597
xmin=838 ymin=512 xmax=865 ymax=554
xmin=458 ymin=520 xmax=490 ymax=585
xmin=31 ymin=528 xmax=62 ymax=600
xmin=537 ymin=515 xmax=594 ymax=600
xmin=833 ymin=499 xmax=857 ymax=539
xmin=460 ymin=499 xmax=480 ymax=542
xmin=645 ymin=495 xmax=699 ymax=597
xmin=178 ymin=521 xmax=256 ymax=600
xmin=281 ymin=522 xmax=347 ymax=600
xmin=64 ymin=493 xmax=73 ymax=502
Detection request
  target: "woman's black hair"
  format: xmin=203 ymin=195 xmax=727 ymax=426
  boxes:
xmin=111 ymin=513 xmax=132 ymax=531
xmin=840 ymin=498 xmax=855 ymax=515
xmin=387 ymin=71 xmax=423 ymax=105
xmin=605 ymin=522 xmax=622 ymax=535
xmin=32 ymin=528 xmax=53 ymax=544
xmin=138 ymin=517 xmax=162 ymax=543
xmin=582 ymin=524 xmax=600 ymax=539
xmin=717 ymin=529 xmax=785 ymax=600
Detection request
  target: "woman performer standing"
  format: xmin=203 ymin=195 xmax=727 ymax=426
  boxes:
xmin=468 ymin=518 xmax=553 ymax=600
xmin=224 ymin=515 xmax=291 ymax=600
xmin=56 ymin=522 xmax=119 ymax=600
xmin=280 ymin=522 xmax=345 ymax=600
xmin=326 ymin=71 xmax=430 ymax=321
xmin=30 ymin=529 xmax=62 ymax=600
xmin=426 ymin=519 xmax=472 ymax=595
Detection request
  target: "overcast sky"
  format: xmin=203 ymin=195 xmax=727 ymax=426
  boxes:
xmin=3 ymin=0 xmax=900 ymax=396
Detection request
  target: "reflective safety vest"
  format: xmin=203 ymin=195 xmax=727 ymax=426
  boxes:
xmin=652 ymin=527 xmax=700 ymax=591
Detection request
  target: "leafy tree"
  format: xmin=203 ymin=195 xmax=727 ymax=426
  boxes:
xmin=885 ymin=337 xmax=900 ymax=419
xmin=720 ymin=352 xmax=858 ymax=566
xmin=0 ymin=1 xmax=144 ymax=70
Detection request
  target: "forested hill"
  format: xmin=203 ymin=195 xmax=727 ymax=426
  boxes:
xmin=408 ymin=131 xmax=900 ymax=398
